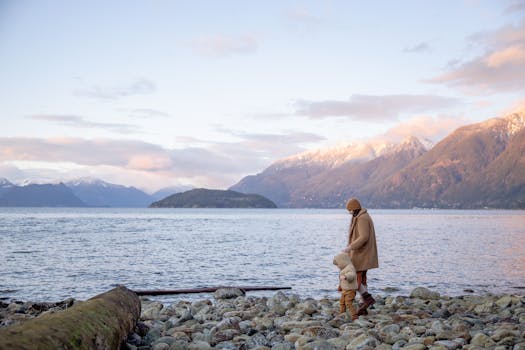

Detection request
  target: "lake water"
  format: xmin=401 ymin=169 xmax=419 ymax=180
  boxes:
xmin=0 ymin=208 xmax=524 ymax=303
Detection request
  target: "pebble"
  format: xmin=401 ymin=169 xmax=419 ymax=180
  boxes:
xmin=1 ymin=288 xmax=524 ymax=350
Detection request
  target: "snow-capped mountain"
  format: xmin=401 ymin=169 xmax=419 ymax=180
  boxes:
xmin=0 ymin=178 xmax=14 ymax=198
xmin=230 ymin=136 xmax=429 ymax=207
xmin=231 ymin=110 xmax=525 ymax=208
xmin=65 ymin=177 xmax=154 ymax=207
xmin=0 ymin=177 xmax=13 ymax=187
xmin=273 ymin=140 xmax=395 ymax=170
xmin=0 ymin=183 xmax=87 ymax=207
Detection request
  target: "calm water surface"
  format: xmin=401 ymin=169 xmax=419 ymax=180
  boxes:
xmin=0 ymin=208 xmax=524 ymax=302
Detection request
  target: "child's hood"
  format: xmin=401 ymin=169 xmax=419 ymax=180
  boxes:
xmin=333 ymin=252 xmax=353 ymax=269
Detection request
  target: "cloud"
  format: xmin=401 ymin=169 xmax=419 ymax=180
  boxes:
xmin=294 ymin=94 xmax=461 ymax=120
xmin=190 ymin=34 xmax=259 ymax=57
xmin=128 ymin=108 xmax=170 ymax=119
xmin=28 ymin=114 xmax=140 ymax=134
xmin=403 ymin=42 xmax=432 ymax=53
xmin=286 ymin=7 xmax=321 ymax=24
xmin=485 ymin=45 xmax=525 ymax=67
xmin=505 ymin=1 xmax=525 ymax=14
xmin=0 ymin=131 xmax=322 ymax=188
xmin=74 ymin=78 xmax=156 ymax=100
xmin=427 ymin=20 xmax=525 ymax=93
xmin=381 ymin=114 xmax=471 ymax=143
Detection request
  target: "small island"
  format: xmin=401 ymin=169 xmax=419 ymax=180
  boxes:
xmin=149 ymin=188 xmax=277 ymax=208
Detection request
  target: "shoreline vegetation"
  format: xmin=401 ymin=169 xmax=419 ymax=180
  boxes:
xmin=1 ymin=287 xmax=524 ymax=349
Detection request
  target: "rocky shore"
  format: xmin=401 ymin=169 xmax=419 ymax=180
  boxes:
xmin=1 ymin=287 xmax=524 ymax=350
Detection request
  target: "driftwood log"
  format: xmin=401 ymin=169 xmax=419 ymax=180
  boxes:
xmin=0 ymin=286 xmax=140 ymax=350
xmin=134 ymin=285 xmax=292 ymax=296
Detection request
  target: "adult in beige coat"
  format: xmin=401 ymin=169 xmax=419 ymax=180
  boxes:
xmin=342 ymin=198 xmax=378 ymax=316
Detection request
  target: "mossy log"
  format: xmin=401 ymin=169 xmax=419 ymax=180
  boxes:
xmin=0 ymin=286 xmax=140 ymax=350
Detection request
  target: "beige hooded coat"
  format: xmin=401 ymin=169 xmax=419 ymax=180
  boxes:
xmin=348 ymin=208 xmax=378 ymax=271
xmin=333 ymin=253 xmax=358 ymax=291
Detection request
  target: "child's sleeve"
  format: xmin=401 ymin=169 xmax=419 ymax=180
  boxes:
xmin=343 ymin=266 xmax=356 ymax=282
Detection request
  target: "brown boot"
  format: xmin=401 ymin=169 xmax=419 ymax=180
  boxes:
xmin=357 ymin=292 xmax=375 ymax=316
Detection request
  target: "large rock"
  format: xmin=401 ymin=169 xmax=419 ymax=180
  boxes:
xmin=0 ymin=286 xmax=140 ymax=350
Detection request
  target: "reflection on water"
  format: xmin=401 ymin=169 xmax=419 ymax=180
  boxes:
xmin=0 ymin=208 xmax=524 ymax=302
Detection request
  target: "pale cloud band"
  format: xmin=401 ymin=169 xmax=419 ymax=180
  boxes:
xmin=0 ymin=131 xmax=323 ymax=188
xmin=403 ymin=42 xmax=432 ymax=53
xmin=381 ymin=114 xmax=470 ymax=143
xmin=29 ymin=114 xmax=140 ymax=134
xmin=74 ymin=78 xmax=156 ymax=100
xmin=294 ymin=94 xmax=461 ymax=120
xmin=427 ymin=20 xmax=525 ymax=93
xmin=190 ymin=34 xmax=259 ymax=57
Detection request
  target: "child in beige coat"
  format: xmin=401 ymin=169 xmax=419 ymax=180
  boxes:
xmin=333 ymin=252 xmax=359 ymax=320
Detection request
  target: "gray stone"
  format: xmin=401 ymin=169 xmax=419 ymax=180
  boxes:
xmin=297 ymin=300 xmax=318 ymax=315
xmin=142 ymin=301 xmax=164 ymax=320
xmin=327 ymin=335 xmax=352 ymax=350
xmin=374 ymin=345 xmax=392 ymax=350
xmin=298 ymin=339 xmax=336 ymax=350
xmin=381 ymin=324 xmax=401 ymax=334
xmin=301 ymin=326 xmax=340 ymax=339
xmin=271 ymin=342 xmax=294 ymax=350
xmin=495 ymin=296 xmax=513 ymax=309
xmin=470 ymin=333 xmax=495 ymax=348
xmin=253 ymin=315 xmax=274 ymax=330
xmin=280 ymin=320 xmax=323 ymax=331
xmin=345 ymin=334 xmax=378 ymax=350
xmin=401 ymin=345 xmax=426 ymax=350
xmin=210 ymin=328 xmax=241 ymax=345
xmin=152 ymin=336 xmax=177 ymax=347
xmin=267 ymin=291 xmax=296 ymax=316
xmin=410 ymin=287 xmax=440 ymax=300
xmin=152 ymin=344 xmax=170 ymax=350
xmin=391 ymin=339 xmax=407 ymax=350
xmin=245 ymin=333 xmax=270 ymax=348
xmin=428 ymin=345 xmax=448 ymax=350
xmin=169 ymin=340 xmax=191 ymax=350
xmin=188 ymin=341 xmax=212 ymax=350
xmin=473 ymin=301 xmax=494 ymax=314
xmin=214 ymin=288 xmax=245 ymax=300
xmin=144 ymin=328 xmax=162 ymax=346
xmin=238 ymin=320 xmax=254 ymax=334
xmin=433 ymin=340 xmax=462 ymax=350
xmin=215 ymin=341 xmax=238 ymax=350
xmin=491 ymin=328 xmax=519 ymax=342
xmin=215 ymin=316 xmax=241 ymax=331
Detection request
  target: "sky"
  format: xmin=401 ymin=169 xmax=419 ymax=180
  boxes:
xmin=1 ymin=0 xmax=525 ymax=193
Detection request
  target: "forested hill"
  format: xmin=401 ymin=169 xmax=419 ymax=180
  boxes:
xmin=149 ymin=188 xmax=277 ymax=208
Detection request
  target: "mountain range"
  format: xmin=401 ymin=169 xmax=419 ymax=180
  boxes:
xmin=230 ymin=111 xmax=525 ymax=209
xmin=1 ymin=111 xmax=524 ymax=209
xmin=0 ymin=177 xmax=188 ymax=207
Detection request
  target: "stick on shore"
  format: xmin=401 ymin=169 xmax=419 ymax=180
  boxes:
xmin=133 ymin=286 xmax=291 ymax=296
